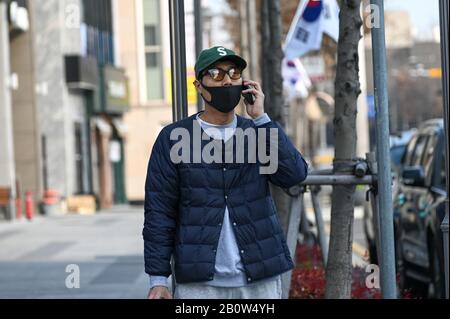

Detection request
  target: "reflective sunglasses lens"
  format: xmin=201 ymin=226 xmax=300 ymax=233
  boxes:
xmin=208 ymin=68 xmax=223 ymax=81
xmin=229 ymin=68 xmax=241 ymax=80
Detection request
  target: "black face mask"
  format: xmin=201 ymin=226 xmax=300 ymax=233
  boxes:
xmin=200 ymin=84 xmax=243 ymax=113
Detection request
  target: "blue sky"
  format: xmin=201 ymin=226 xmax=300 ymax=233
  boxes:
xmin=207 ymin=0 xmax=441 ymax=39
xmin=384 ymin=0 xmax=439 ymax=35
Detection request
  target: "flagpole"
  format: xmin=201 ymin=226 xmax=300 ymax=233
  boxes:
xmin=283 ymin=0 xmax=309 ymax=49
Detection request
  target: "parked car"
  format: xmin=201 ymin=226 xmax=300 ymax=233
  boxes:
xmin=395 ymin=119 xmax=446 ymax=298
xmin=363 ymin=129 xmax=416 ymax=265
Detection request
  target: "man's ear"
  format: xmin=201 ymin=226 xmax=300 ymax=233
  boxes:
xmin=193 ymin=79 xmax=202 ymax=94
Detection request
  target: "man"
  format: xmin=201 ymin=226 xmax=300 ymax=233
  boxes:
xmin=144 ymin=46 xmax=308 ymax=299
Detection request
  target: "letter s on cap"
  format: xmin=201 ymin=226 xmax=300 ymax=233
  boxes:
xmin=217 ymin=47 xmax=227 ymax=56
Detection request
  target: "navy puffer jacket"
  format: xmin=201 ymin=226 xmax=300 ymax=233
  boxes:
xmin=143 ymin=113 xmax=308 ymax=284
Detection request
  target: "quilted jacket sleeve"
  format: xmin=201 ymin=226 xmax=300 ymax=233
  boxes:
xmin=143 ymin=128 xmax=179 ymax=277
xmin=256 ymin=120 xmax=308 ymax=188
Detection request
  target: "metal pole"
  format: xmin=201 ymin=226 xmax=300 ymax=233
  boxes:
xmin=370 ymin=190 xmax=382 ymax=266
xmin=369 ymin=0 xmax=397 ymax=299
xmin=194 ymin=0 xmax=203 ymax=113
xmin=282 ymin=190 xmax=304 ymax=299
xmin=247 ymin=0 xmax=258 ymax=81
xmin=260 ymin=0 xmax=270 ymax=107
xmin=367 ymin=152 xmax=382 ymax=265
xmin=239 ymin=0 xmax=249 ymax=61
xmin=169 ymin=0 xmax=188 ymax=122
xmin=168 ymin=0 xmax=188 ymax=294
xmin=301 ymin=175 xmax=373 ymax=185
xmin=310 ymin=186 xmax=328 ymax=267
xmin=438 ymin=0 xmax=449 ymax=299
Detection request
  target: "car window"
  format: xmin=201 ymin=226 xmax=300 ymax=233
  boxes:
xmin=390 ymin=145 xmax=406 ymax=167
xmin=403 ymin=134 xmax=418 ymax=166
xmin=411 ymin=135 xmax=428 ymax=167
xmin=436 ymin=147 xmax=447 ymax=190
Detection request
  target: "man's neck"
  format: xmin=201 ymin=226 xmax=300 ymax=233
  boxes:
xmin=200 ymin=105 xmax=235 ymax=125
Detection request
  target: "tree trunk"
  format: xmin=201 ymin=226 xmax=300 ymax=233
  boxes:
xmin=260 ymin=0 xmax=292 ymax=236
xmin=267 ymin=0 xmax=285 ymax=126
xmin=325 ymin=0 xmax=362 ymax=299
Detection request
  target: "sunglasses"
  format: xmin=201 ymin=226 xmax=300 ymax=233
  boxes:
xmin=202 ymin=67 xmax=242 ymax=81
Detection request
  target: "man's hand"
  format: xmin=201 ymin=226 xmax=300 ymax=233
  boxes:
xmin=147 ymin=286 xmax=173 ymax=299
xmin=242 ymin=80 xmax=265 ymax=119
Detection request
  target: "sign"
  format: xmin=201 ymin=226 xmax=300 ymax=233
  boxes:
xmin=301 ymin=55 xmax=326 ymax=82
xmin=109 ymin=140 xmax=121 ymax=163
xmin=108 ymin=80 xmax=127 ymax=99
xmin=166 ymin=67 xmax=198 ymax=106
xmin=102 ymin=65 xmax=130 ymax=114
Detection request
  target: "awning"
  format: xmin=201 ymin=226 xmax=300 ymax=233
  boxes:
xmin=112 ymin=118 xmax=128 ymax=138
xmin=94 ymin=117 xmax=112 ymax=135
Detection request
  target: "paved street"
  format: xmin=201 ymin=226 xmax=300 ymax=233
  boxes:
xmin=0 ymin=206 xmax=149 ymax=299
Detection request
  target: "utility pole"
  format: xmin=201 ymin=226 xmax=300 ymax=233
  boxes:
xmin=169 ymin=0 xmax=188 ymax=122
xmin=239 ymin=0 xmax=249 ymax=62
xmin=438 ymin=0 xmax=449 ymax=299
xmin=267 ymin=0 xmax=284 ymax=126
xmin=247 ymin=0 xmax=259 ymax=82
xmin=260 ymin=0 xmax=271 ymax=109
xmin=369 ymin=0 xmax=397 ymax=298
xmin=194 ymin=0 xmax=203 ymax=113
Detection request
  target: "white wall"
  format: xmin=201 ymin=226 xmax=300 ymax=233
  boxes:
xmin=0 ymin=3 xmax=16 ymax=198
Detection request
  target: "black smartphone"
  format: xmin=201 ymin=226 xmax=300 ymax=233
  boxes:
xmin=242 ymin=84 xmax=256 ymax=105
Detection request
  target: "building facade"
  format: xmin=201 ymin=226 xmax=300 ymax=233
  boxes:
xmin=1 ymin=0 xmax=129 ymax=221
xmin=116 ymin=0 xmax=200 ymax=203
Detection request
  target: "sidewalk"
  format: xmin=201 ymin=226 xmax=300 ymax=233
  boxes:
xmin=0 ymin=206 xmax=149 ymax=299
xmin=0 ymin=202 xmax=368 ymax=298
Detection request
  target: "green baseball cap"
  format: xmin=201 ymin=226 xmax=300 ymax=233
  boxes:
xmin=195 ymin=46 xmax=247 ymax=79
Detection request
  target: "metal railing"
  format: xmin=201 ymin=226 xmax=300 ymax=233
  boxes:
xmin=281 ymin=153 xmax=397 ymax=298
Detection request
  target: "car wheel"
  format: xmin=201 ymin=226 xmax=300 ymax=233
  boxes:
xmin=394 ymin=231 xmax=426 ymax=298
xmin=395 ymin=235 xmax=407 ymax=295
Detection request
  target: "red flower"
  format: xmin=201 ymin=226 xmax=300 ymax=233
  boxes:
xmin=290 ymin=243 xmax=415 ymax=299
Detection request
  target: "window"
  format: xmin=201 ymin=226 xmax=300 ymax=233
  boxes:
xmin=436 ymin=145 xmax=447 ymax=190
xmin=143 ymin=0 xmax=163 ymax=100
xmin=146 ymin=52 xmax=158 ymax=68
xmin=145 ymin=25 xmax=157 ymax=46
xmin=82 ymin=0 xmax=114 ymax=65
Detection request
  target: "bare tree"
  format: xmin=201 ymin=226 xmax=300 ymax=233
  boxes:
xmin=325 ymin=0 xmax=362 ymax=299
xmin=267 ymin=0 xmax=285 ymax=125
